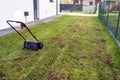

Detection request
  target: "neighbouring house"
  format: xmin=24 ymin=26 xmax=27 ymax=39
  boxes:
xmin=60 ymin=0 xmax=101 ymax=13
xmin=100 ymin=0 xmax=119 ymax=12
xmin=101 ymin=0 xmax=118 ymax=5
xmin=0 ymin=0 xmax=58 ymax=30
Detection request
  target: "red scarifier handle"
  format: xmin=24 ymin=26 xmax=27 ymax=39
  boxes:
xmin=20 ymin=23 xmax=24 ymax=29
xmin=7 ymin=20 xmax=26 ymax=41
xmin=16 ymin=21 xmax=39 ymax=42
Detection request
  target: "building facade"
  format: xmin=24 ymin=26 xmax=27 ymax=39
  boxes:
xmin=0 ymin=0 xmax=102 ymax=30
xmin=0 ymin=0 xmax=58 ymax=29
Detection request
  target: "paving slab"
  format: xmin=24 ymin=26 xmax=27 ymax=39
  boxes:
xmin=0 ymin=15 xmax=63 ymax=37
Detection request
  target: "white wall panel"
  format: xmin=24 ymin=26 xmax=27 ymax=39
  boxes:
xmin=39 ymin=0 xmax=57 ymax=19
xmin=0 ymin=0 xmax=34 ymax=29
xmin=0 ymin=0 xmax=57 ymax=29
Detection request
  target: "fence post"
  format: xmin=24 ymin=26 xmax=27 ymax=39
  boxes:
xmin=107 ymin=0 xmax=110 ymax=26
xmin=98 ymin=3 xmax=100 ymax=16
xmin=115 ymin=11 xmax=120 ymax=38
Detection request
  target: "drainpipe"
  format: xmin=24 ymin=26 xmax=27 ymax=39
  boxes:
xmin=106 ymin=0 xmax=110 ymax=26
xmin=56 ymin=0 xmax=58 ymax=15
xmin=71 ymin=0 xmax=73 ymax=12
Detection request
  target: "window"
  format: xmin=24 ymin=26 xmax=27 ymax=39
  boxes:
xmin=50 ymin=0 xmax=54 ymax=2
xmin=80 ymin=0 xmax=83 ymax=4
xmin=73 ymin=0 xmax=79 ymax=4
xmin=95 ymin=0 xmax=100 ymax=5
xmin=89 ymin=1 xmax=93 ymax=6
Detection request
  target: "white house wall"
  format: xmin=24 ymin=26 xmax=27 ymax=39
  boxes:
xmin=101 ymin=0 xmax=118 ymax=5
xmin=39 ymin=0 xmax=57 ymax=19
xmin=0 ymin=0 xmax=57 ymax=30
xmin=0 ymin=0 xmax=34 ymax=29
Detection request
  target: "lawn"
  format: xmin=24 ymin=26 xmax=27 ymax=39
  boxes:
xmin=0 ymin=15 xmax=120 ymax=80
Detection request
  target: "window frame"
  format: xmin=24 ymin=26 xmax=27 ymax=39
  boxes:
xmin=50 ymin=0 xmax=54 ymax=2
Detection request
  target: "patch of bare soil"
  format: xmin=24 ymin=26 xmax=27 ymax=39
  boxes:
xmin=0 ymin=70 xmax=5 ymax=78
xmin=48 ymin=70 xmax=69 ymax=80
xmin=94 ymin=52 xmax=118 ymax=79
xmin=82 ymin=19 xmax=88 ymax=24
xmin=13 ymin=54 xmax=29 ymax=61
xmin=71 ymin=25 xmax=84 ymax=33
xmin=67 ymin=24 xmax=73 ymax=28
xmin=78 ymin=27 xmax=84 ymax=31
xmin=92 ymin=38 xmax=106 ymax=44
xmin=104 ymin=58 xmax=113 ymax=67
xmin=94 ymin=28 xmax=101 ymax=31
xmin=74 ymin=24 xmax=80 ymax=28
xmin=67 ymin=24 xmax=79 ymax=33
xmin=73 ymin=54 xmax=89 ymax=68
xmin=74 ymin=54 xmax=88 ymax=60
xmin=79 ymin=62 xmax=88 ymax=68
xmin=51 ymin=36 xmax=65 ymax=48
xmin=68 ymin=38 xmax=80 ymax=49
xmin=51 ymin=36 xmax=62 ymax=41
xmin=94 ymin=52 xmax=113 ymax=67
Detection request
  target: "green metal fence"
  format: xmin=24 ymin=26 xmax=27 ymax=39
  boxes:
xmin=99 ymin=0 xmax=120 ymax=48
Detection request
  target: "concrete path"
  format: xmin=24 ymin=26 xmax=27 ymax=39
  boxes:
xmin=0 ymin=15 xmax=63 ymax=37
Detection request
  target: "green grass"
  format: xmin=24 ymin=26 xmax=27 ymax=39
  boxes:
xmin=0 ymin=15 xmax=120 ymax=80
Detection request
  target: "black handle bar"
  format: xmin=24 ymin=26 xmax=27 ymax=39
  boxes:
xmin=6 ymin=20 xmax=39 ymax=42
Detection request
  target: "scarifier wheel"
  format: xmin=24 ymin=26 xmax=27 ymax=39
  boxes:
xmin=39 ymin=42 xmax=44 ymax=49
